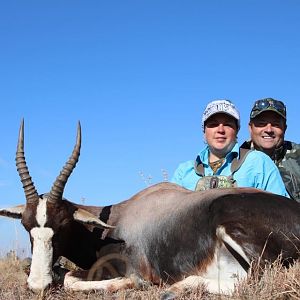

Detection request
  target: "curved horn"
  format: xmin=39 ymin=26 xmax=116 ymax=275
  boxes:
xmin=48 ymin=122 xmax=81 ymax=204
xmin=16 ymin=119 xmax=39 ymax=204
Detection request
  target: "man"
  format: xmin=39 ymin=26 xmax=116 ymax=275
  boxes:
xmin=171 ymin=99 xmax=289 ymax=197
xmin=241 ymin=97 xmax=300 ymax=201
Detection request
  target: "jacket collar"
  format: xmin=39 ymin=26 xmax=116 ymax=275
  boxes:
xmin=194 ymin=142 xmax=239 ymax=175
xmin=241 ymin=140 xmax=292 ymax=162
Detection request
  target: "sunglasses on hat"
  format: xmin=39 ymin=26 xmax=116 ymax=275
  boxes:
xmin=250 ymin=98 xmax=286 ymax=119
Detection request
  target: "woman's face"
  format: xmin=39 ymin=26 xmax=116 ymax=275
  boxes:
xmin=204 ymin=113 xmax=238 ymax=159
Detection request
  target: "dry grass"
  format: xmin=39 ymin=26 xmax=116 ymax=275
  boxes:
xmin=0 ymin=257 xmax=300 ymax=300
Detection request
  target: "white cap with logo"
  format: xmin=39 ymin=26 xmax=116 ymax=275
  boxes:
xmin=202 ymin=99 xmax=240 ymax=131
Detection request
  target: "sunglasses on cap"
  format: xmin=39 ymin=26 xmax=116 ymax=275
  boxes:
xmin=250 ymin=98 xmax=286 ymax=119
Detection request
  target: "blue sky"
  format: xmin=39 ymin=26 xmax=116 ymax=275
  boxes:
xmin=0 ymin=0 xmax=300 ymax=255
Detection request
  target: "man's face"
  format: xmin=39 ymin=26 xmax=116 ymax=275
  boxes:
xmin=249 ymin=111 xmax=286 ymax=152
xmin=204 ymin=113 xmax=238 ymax=158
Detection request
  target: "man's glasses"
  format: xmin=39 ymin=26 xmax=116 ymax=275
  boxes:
xmin=250 ymin=98 xmax=286 ymax=118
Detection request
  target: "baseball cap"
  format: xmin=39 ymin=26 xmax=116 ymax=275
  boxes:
xmin=202 ymin=99 xmax=240 ymax=131
xmin=250 ymin=98 xmax=286 ymax=119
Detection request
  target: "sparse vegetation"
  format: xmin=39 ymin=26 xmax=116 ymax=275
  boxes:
xmin=0 ymin=255 xmax=300 ymax=300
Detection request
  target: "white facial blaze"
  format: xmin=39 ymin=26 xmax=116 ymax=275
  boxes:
xmin=27 ymin=198 xmax=54 ymax=291
xmin=36 ymin=197 xmax=48 ymax=227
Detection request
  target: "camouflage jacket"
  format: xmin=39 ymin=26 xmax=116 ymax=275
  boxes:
xmin=241 ymin=140 xmax=300 ymax=202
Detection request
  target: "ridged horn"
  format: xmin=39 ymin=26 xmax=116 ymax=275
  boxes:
xmin=48 ymin=122 xmax=81 ymax=204
xmin=16 ymin=119 xmax=39 ymax=204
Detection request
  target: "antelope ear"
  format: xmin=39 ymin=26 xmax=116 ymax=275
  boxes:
xmin=0 ymin=204 xmax=25 ymax=219
xmin=73 ymin=208 xmax=115 ymax=229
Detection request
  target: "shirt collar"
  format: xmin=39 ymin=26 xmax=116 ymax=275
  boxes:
xmin=197 ymin=142 xmax=239 ymax=165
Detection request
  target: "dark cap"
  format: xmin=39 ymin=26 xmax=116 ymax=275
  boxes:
xmin=250 ymin=98 xmax=286 ymax=119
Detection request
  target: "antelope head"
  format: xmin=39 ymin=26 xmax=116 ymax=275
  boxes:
xmin=0 ymin=120 xmax=112 ymax=291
